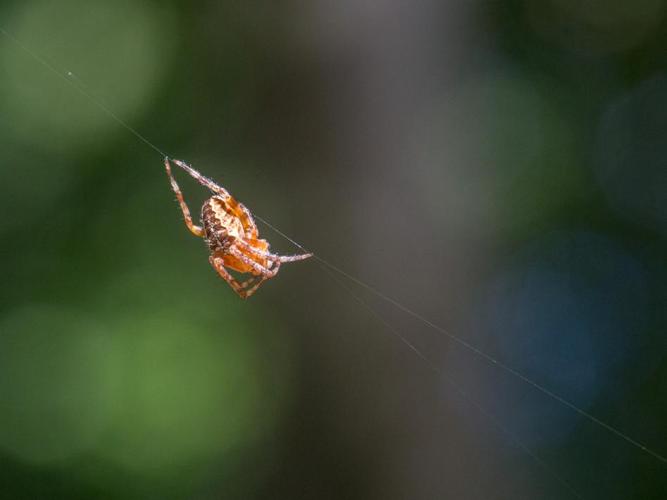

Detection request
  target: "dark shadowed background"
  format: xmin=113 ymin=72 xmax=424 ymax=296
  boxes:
xmin=1 ymin=1 xmax=666 ymax=499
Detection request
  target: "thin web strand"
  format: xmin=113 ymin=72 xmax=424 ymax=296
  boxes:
xmin=253 ymin=216 xmax=667 ymax=466
xmin=0 ymin=28 xmax=168 ymax=158
xmin=2 ymin=25 xmax=665 ymax=468
xmin=320 ymin=264 xmax=585 ymax=500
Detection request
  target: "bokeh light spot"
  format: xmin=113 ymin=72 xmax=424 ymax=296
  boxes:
xmin=95 ymin=310 xmax=282 ymax=474
xmin=0 ymin=305 xmax=118 ymax=463
xmin=595 ymin=76 xmax=667 ymax=236
xmin=454 ymin=232 xmax=649 ymax=446
xmin=526 ymin=0 xmax=665 ymax=54
xmin=0 ymin=0 xmax=173 ymax=155
xmin=423 ymin=71 xmax=582 ymax=234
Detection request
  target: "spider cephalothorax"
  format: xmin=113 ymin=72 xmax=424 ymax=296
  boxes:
xmin=164 ymin=158 xmax=311 ymax=298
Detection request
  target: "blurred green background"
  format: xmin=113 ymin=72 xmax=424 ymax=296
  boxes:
xmin=0 ymin=1 xmax=666 ymax=499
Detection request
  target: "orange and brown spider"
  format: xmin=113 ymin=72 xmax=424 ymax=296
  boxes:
xmin=164 ymin=158 xmax=312 ymax=299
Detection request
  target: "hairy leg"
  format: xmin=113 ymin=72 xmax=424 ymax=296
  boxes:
xmin=169 ymin=158 xmax=233 ymax=200
xmin=229 ymin=246 xmax=281 ymax=278
xmin=234 ymin=238 xmax=312 ymax=263
xmin=210 ymin=255 xmax=266 ymax=299
xmin=164 ymin=158 xmax=204 ymax=237
xmin=230 ymin=200 xmax=259 ymax=239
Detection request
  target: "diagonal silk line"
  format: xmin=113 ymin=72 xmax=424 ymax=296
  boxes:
xmin=3 ymin=24 xmax=665 ymax=468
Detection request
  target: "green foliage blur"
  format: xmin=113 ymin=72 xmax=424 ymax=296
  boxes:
xmin=0 ymin=0 xmax=666 ymax=499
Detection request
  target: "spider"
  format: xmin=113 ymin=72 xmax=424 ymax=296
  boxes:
xmin=164 ymin=157 xmax=312 ymax=299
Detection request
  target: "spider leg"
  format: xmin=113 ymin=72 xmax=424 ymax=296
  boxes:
xmin=276 ymin=252 xmax=313 ymax=263
xmin=164 ymin=158 xmax=204 ymax=237
xmin=234 ymin=238 xmax=312 ymax=263
xmin=238 ymin=276 xmax=267 ymax=299
xmin=222 ymin=254 xmax=271 ymax=291
xmin=239 ymin=276 xmax=259 ymax=288
xmin=229 ymin=246 xmax=281 ymax=278
xmin=169 ymin=158 xmax=233 ymax=199
xmin=230 ymin=201 xmax=259 ymax=239
xmin=209 ymin=255 xmax=266 ymax=299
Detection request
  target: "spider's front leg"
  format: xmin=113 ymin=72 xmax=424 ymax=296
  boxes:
xmin=164 ymin=158 xmax=204 ymax=237
xmin=169 ymin=158 xmax=233 ymax=200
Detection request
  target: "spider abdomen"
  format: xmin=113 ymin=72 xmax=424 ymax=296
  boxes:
xmin=202 ymin=197 xmax=245 ymax=252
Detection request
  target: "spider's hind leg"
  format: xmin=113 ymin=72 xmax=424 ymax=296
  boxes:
xmin=209 ymin=255 xmax=268 ymax=299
